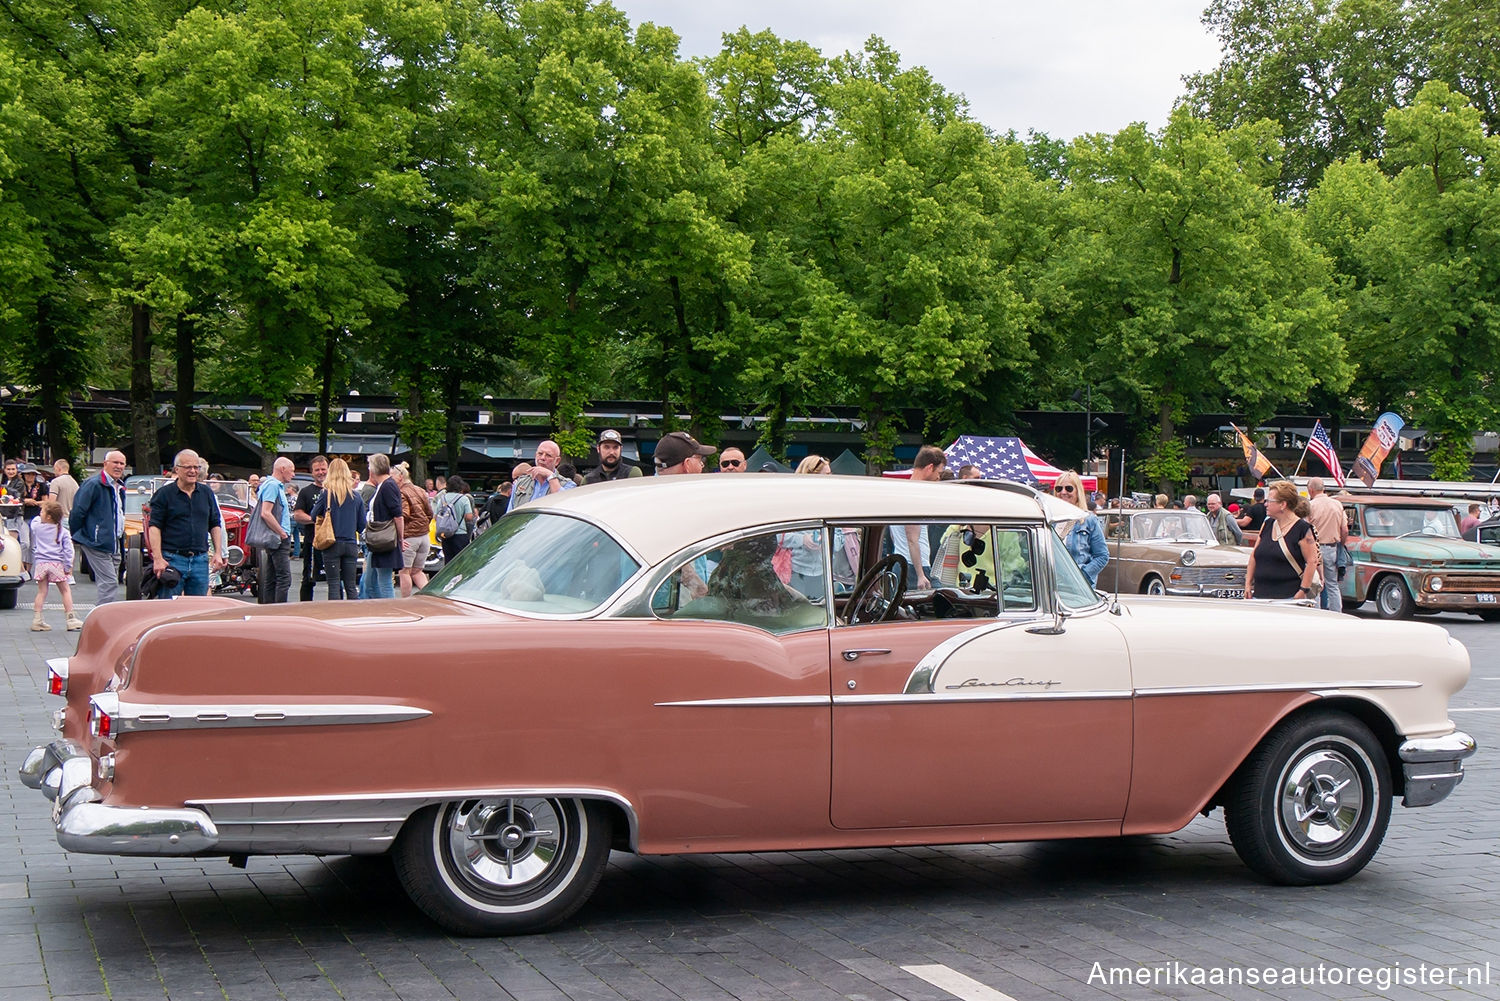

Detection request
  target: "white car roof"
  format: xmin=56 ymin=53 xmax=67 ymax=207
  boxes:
xmin=526 ymin=475 xmax=1051 ymax=564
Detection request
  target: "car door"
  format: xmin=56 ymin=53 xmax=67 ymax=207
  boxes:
xmin=830 ymin=523 xmax=1133 ymax=830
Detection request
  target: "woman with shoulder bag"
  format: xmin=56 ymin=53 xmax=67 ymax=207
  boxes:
xmin=1244 ymin=480 xmax=1321 ymax=601
xmin=361 ymin=453 xmax=405 ymax=599
xmin=310 ymin=458 xmax=365 ymax=599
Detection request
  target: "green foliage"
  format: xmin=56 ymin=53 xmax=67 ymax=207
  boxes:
xmin=3 ymin=0 xmax=1500 ymax=480
xmin=1428 ymin=434 xmax=1473 ymax=481
xmin=247 ymin=409 xmax=288 ymax=455
xmin=1138 ymin=432 xmax=1190 ymax=488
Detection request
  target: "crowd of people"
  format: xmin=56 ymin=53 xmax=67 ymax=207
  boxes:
xmin=2 ymin=427 xmax=1384 ymax=618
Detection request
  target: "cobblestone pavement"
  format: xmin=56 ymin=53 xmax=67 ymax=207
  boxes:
xmin=3 ymin=576 xmax=1499 ymax=1000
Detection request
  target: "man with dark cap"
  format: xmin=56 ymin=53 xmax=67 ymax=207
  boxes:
xmin=585 ymin=429 xmax=642 ymax=483
xmin=654 ymin=431 xmax=715 ymax=475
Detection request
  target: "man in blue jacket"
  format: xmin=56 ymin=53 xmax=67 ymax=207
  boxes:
xmin=68 ymin=450 xmax=127 ymax=604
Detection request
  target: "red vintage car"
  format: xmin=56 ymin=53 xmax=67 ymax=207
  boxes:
xmin=21 ymin=477 xmax=1477 ymax=935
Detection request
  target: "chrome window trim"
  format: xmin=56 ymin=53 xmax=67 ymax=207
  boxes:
xmin=655 ymin=696 xmax=831 ymax=708
xmin=100 ymin=701 xmax=431 ymax=734
xmin=617 ymin=520 xmax=835 ymax=632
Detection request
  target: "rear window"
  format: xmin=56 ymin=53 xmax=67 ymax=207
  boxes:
xmin=425 ymin=512 xmax=638 ymax=614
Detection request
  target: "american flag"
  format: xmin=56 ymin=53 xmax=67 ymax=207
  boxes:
xmin=942 ymin=436 xmax=1096 ymax=490
xmin=1308 ymin=420 xmax=1345 ymax=486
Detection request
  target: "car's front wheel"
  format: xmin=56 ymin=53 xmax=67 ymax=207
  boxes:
xmin=394 ymin=797 xmax=611 ymax=936
xmin=1224 ymin=711 xmax=1392 ymax=885
xmin=1373 ymin=575 xmax=1414 ymax=619
xmin=1142 ymin=576 xmax=1166 ymax=596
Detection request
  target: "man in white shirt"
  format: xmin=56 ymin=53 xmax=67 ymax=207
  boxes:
xmin=889 ymin=445 xmax=947 ymax=589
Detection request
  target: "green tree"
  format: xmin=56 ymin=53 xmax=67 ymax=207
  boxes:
xmin=757 ymin=38 xmax=1032 ymax=469
xmin=1040 ymin=109 xmax=1349 ymax=492
xmin=1313 ymin=83 xmax=1500 ymax=478
xmin=1183 ymin=0 xmax=1417 ymax=198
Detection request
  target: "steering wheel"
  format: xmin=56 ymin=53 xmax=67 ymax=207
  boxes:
xmin=845 ymin=554 xmax=909 ymax=625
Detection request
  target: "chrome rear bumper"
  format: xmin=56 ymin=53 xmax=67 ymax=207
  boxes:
xmin=1399 ymin=731 xmax=1477 ymax=807
xmin=19 ymin=740 xmax=218 ymax=855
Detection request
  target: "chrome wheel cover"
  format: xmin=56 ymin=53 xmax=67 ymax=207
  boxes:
xmin=1146 ymin=578 xmax=1165 ymax=596
xmin=1276 ymin=743 xmax=1371 ymax=863
xmin=445 ymin=798 xmax=567 ymax=893
xmin=1376 ymin=579 xmax=1405 ymax=616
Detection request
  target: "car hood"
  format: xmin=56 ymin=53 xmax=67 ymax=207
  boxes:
xmin=1364 ymin=536 xmax=1500 ymax=566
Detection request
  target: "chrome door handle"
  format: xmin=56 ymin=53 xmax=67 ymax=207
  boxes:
xmin=842 ymin=648 xmax=892 ymax=662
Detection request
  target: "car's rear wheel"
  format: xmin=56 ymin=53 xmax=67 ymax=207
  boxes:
xmin=1478 ymin=610 xmax=1500 ymax=622
xmin=394 ymin=797 xmax=611 ymax=936
xmin=1225 ymin=711 xmax=1391 ymax=885
xmin=1142 ymin=576 xmax=1166 ymax=596
xmin=1373 ymin=576 xmax=1414 ymax=619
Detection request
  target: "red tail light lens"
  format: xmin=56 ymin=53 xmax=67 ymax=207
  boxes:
xmin=48 ymin=672 xmax=64 ymax=696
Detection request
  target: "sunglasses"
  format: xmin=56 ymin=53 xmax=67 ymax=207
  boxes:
xmin=1054 ymin=484 xmax=1075 ymax=494
xmin=720 ymin=459 xmax=743 ymax=468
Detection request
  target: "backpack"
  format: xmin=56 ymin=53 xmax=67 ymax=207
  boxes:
xmin=434 ymin=493 xmax=458 ymax=540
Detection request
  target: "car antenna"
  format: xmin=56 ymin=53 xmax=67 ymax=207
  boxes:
xmin=1111 ymin=449 xmax=1126 ymax=615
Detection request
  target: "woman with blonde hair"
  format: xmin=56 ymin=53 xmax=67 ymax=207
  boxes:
xmin=794 ymin=455 xmax=830 ymax=475
xmin=310 ymin=458 xmax=365 ymax=599
xmin=1244 ymin=480 xmax=1320 ymax=601
xmin=778 ymin=456 xmax=836 ymax=597
xmin=1054 ymin=470 xmax=1108 ymax=586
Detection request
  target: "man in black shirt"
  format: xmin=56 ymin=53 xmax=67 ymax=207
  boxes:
xmin=584 ymin=429 xmax=642 ymax=483
xmin=148 ymin=449 xmax=225 ymax=597
xmin=292 ymin=455 xmax=328 ymax=601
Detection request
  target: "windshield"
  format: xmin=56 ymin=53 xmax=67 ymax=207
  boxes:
xmin=423 ymin=511 xmax=639 ymax=614
xmin=1363 ymin=507 xmax=1462 ymax=539
xmin=1130 ymin=510 xmax=1216 ymax=543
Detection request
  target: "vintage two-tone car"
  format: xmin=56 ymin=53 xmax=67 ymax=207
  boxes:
xmin=1340 ymin=494 xmax=1500 ymax=620
xmin=1095 ymin=508 xmax=1250 ymax=597
xmin=22 ymin=477 xmax=1477 ymax=935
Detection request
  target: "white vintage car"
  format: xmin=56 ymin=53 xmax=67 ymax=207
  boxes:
xmin=0 ymin=500 xmax=25 ymax=609
xmin=21 ymin=476 xmax=1479 ymax=935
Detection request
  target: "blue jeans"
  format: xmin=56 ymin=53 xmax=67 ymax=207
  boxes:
xmin=1318 ymin=544 xmax=1342 ymax=613
xmin=362 ymin=550 xmax=394 ymax=599
xmin=163 ymin=551 xmax=209 ymax=597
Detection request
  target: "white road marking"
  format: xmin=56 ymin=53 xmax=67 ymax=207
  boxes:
xmin=901 ymin=965 xmax=1018 ymax=1001
xmin=1450 ymin=707 xmax=1500 ymax=712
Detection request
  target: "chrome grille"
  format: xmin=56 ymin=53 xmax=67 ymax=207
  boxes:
xmin=1428 ymin=573 xmax=1500 ymax=594
xmin=1171 ymin=566 xmax=1247 ymax=587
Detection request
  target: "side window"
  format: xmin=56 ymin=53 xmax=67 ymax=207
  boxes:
xmin=650 ymin=530 xmax=827 ymax=634
xmin=1345 ymin=505 xmax=1360 ymax=537
xmin=1051 ymin=531 xmax=1103 ymax=610
xmin=994 ymin=528 xmax=1037 ymax=611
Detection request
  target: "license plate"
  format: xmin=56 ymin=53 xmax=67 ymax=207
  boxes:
xmin=1479 ymin=593 xmax=1497 ymax=604
xmin=1213 ymin=589 xmax=1245 ymax=599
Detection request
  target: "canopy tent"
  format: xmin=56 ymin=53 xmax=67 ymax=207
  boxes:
xmin=943 ymin=435 xmax=1098 ymax=492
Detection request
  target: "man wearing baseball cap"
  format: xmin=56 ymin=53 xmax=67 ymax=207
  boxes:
xmin=584 ymin=429 xmax=642 ymax=483
xmin=653 ymin=431 xmax=715 ymax=475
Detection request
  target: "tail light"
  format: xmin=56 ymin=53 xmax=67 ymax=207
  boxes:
xmin=45 ymin=658 xmax=68 ymax=696
xmin=89 ymin=693 xmax=119 ymax=739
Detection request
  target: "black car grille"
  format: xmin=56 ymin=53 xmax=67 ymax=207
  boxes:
xmin=1428 ymin=573 xmax=1500 ymax=594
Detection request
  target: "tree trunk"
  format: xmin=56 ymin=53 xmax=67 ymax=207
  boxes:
xmin=766 ymin=385 xmax=791 ymax=464
xmin=317 ymin=326 xmax=337 ymax=455
xmin=444 ymin=370 xmax=462 ymax=476
xmin=408 ymin=382 xmax=427 ymax=484
xmin=1158 ymin=398 xmax=1175 ymax=496
xmin=130 ymin=302 xmax=160 ymax=474
xmin=174 ymin=312 xmax=196 ymax=447
xmin=35 ymin=298 xmax=68 ymax=462
xmin=863 ymin=394 xmax=888 ymax=475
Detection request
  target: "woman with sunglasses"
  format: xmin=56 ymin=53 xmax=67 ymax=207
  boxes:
xmin=1053 ymin=470 xmax=1108 ymax=586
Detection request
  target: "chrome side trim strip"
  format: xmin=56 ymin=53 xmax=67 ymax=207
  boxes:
xmin=188 ymin=786 xmax=642 ymax=851
xmin=1137 ymin=680 xmax=1421 ymax=697
xmin=836 ymin=690 xmax=1133 ymax=706
xmin=904 ymin=618 xmax=1050 ymax=694
xmin=108 ymin=702 xmax=431 ymax=733
xmin=654 ymin=696 xmax=831 ymax=708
